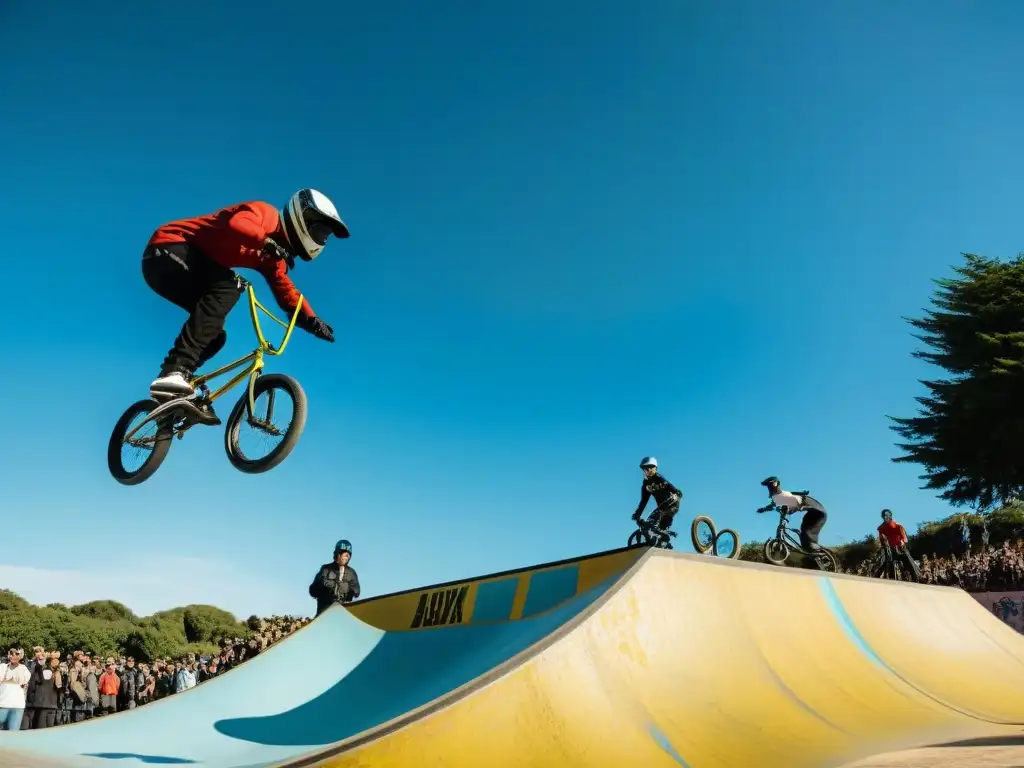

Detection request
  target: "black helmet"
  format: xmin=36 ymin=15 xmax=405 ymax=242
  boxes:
xmin=334 ymin=539 xmax=352 ymax=556
xmin=761 ymin=476 xmax=780 ymax=488
xmin=881 ymin=509 xmax=893 ymax=520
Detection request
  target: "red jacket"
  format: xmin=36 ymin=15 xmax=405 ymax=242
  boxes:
xmin=149 ymin=201 xmax=315 ymax=319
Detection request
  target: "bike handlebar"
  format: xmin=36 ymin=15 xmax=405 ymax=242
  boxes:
xmin=245 ymin=283 xmax=306 ymax=357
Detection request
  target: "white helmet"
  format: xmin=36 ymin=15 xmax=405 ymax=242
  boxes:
xmin=639 ymin=456 xmax=658 ymax=469
xmin=282 ymin=188 xmax=350 ymax=261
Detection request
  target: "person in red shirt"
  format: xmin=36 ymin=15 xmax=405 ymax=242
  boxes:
xmin=142 ymin=189 xmax=348 ymax=425
xmin=876 ymin=509 xmax=920 ymax=582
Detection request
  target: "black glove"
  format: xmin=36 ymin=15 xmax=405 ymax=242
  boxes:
xmin=631 ymin=510 xmax=642 ymax=522
xmin=298 ymin=314 xmax=335 ymax=343
xmin=262 ymin=239 xmax=295 ymax=269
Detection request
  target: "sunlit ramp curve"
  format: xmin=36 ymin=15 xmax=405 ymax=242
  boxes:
xmin=291 ymin=553 xmax=1024 ymax=768
xmin=0 ymin=548 xmax=643 ymax=768
xmin=6 ymin=549 xmax=1024 ymax=767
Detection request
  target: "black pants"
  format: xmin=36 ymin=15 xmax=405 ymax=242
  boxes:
xmin=142 ymin=243 xmax=243 ymax=376
xmin=800 ymin=509 xmax=827 ymax=549
xmin=32 ymin=708 xmax=57 ymax=729
xmin=648 ymin=502 xmax=680 ymax=531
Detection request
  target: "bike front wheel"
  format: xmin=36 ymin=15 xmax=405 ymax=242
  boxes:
xmin=713 ymin=528 xmax=741 ymax=559
xmin=108 ymin=399 xmax=174 ymax=486
xmin=627 ymin=529 xmax=645 ymax=548
xmin=224 ymin=374 xmax=308 ymax=474
xmin=763 ymin=539 xmax=790 ymax=566
xmin=690 ymin=516 xmax=717 ymax=554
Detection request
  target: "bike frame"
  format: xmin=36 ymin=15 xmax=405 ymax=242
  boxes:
xmin=636 ymin=516 xmax=676 ymax=547
xmin=774 ymin=511 xmax=804 ymax=549
xmin=123 ymin=285 xmax=303 ymax=443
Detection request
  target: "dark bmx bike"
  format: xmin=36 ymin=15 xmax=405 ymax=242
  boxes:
xmin=108 ymin=282 xmax=309 ymax=486
xmin=760 ymin=504 xmax=839 ymax=572
xmin=627 ymin=513 xmax=678 ymax=550
xmin=876 ymin=541 xmax=920 ymax=583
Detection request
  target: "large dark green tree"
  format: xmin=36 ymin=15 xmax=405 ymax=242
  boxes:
xmin=890 ymin=252 xmax=1024 ymax=509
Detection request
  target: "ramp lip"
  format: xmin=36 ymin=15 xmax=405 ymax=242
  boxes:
xmin=348 ymin=544 xmax=641 ymax=607
xmin=270 ymin=547 xmax=657 ymax=768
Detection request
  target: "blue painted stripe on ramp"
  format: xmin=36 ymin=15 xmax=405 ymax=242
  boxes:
xmin=522 ymin=565 xmax=580 ymax=618
xmin=472 ymin=577 xmax=518 ymax=623
xmin=213 ymin=573 xmax=619 ymax=748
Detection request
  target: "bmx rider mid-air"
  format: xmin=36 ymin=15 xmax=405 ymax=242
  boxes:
xmin=632 ymin=456 xmax=683 ymax=532
xmin=141 ymin=189 xmax=349 ymax=425
xmin=757 ymin=476 xmax=828 ymax=551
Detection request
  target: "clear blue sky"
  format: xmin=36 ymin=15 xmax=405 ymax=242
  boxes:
xmin=3 ymin=0 xmax=1023 ymax=618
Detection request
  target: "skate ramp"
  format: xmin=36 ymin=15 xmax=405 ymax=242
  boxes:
xmin=5 ymin=549 xmax=1024 ymax=767
xmin=0 ymin=547 xmax=642 ymax=767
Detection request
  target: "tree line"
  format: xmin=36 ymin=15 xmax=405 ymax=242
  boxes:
xmin=0 ymin=592 xmax=259 ymax=661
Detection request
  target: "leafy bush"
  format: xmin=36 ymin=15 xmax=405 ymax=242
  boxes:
xmin=0 ymin=594 xmax=252 ymax=662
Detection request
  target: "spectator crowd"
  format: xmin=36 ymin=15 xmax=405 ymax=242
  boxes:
xmin=0 ymin=616 xmax=310 ymax=731
xmin=846 ymin=538 xmax=1024 ymax=591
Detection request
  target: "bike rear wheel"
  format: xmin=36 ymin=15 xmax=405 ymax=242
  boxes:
xmin=763 ymin=538 xmax=790 ymax=566
xmin=225 ymin=374 xmax=308 ymax=474
xmin=108 ymin=399 xmax=174 ymax=486
xmin=713 ymin=528 xmax=741 ymax=559
xmin=813 ymin=548 xmax=839 ymax=572
xmin=690 ymin=516 xmax=717 ymax=554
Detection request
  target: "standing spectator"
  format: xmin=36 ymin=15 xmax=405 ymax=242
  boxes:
xmin=67 ymin=659 xmax=88 ymax=723
xmin=981 ymin=514 xmax=991 ymax=550
xmin=309 ymin=539 xmax=361 ymax=616
xmin=83 ymin=657 xmax=100 ymax=719
xmin=174 ymin=661 xmax=197 ymax=693
xmin=0 ymin=645 xmax=31 ymax=731
xmin=140 ymin=675 xmax=156 ymax=704
xmin=118 ymin=656 xmax=143 ymax=711
xmin=155 ymin=665 xmax=174 ymax=699
xmin=98 ymin=659 xmax=120 ymax=715
xmin=960 ymin=515 xmax=971 ymax=555
xmin=21 ymin=646 xmax=49 ymax=729
xmin=29 ymin=656 xmax=62 ymax=729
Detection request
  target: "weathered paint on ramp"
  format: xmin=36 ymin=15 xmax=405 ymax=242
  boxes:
xmin=5 ymin=549 xmax=1024 ymax=767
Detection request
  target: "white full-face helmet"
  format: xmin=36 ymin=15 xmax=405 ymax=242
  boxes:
xmin=282 ymin=188 xmax=350 ymax=261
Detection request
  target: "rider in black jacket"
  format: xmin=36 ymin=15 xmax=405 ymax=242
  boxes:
xmin=309 ymin=539 xmax=361 ymax=616
xmin=632 ymin=456 xmax=683 ymax=531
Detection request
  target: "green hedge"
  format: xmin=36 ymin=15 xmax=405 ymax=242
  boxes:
xmin=0 ymin=595 xmax=252 ymax=661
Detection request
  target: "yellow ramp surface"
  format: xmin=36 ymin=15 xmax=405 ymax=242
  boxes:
xmin=5 ymin=549 xmax=1024 ymax=768
xmin=314 ymin=551 xmax=1024 ymax=767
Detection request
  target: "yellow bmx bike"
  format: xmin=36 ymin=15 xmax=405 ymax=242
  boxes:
xmin=108 ymin=281 xmax=309 ymax=486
